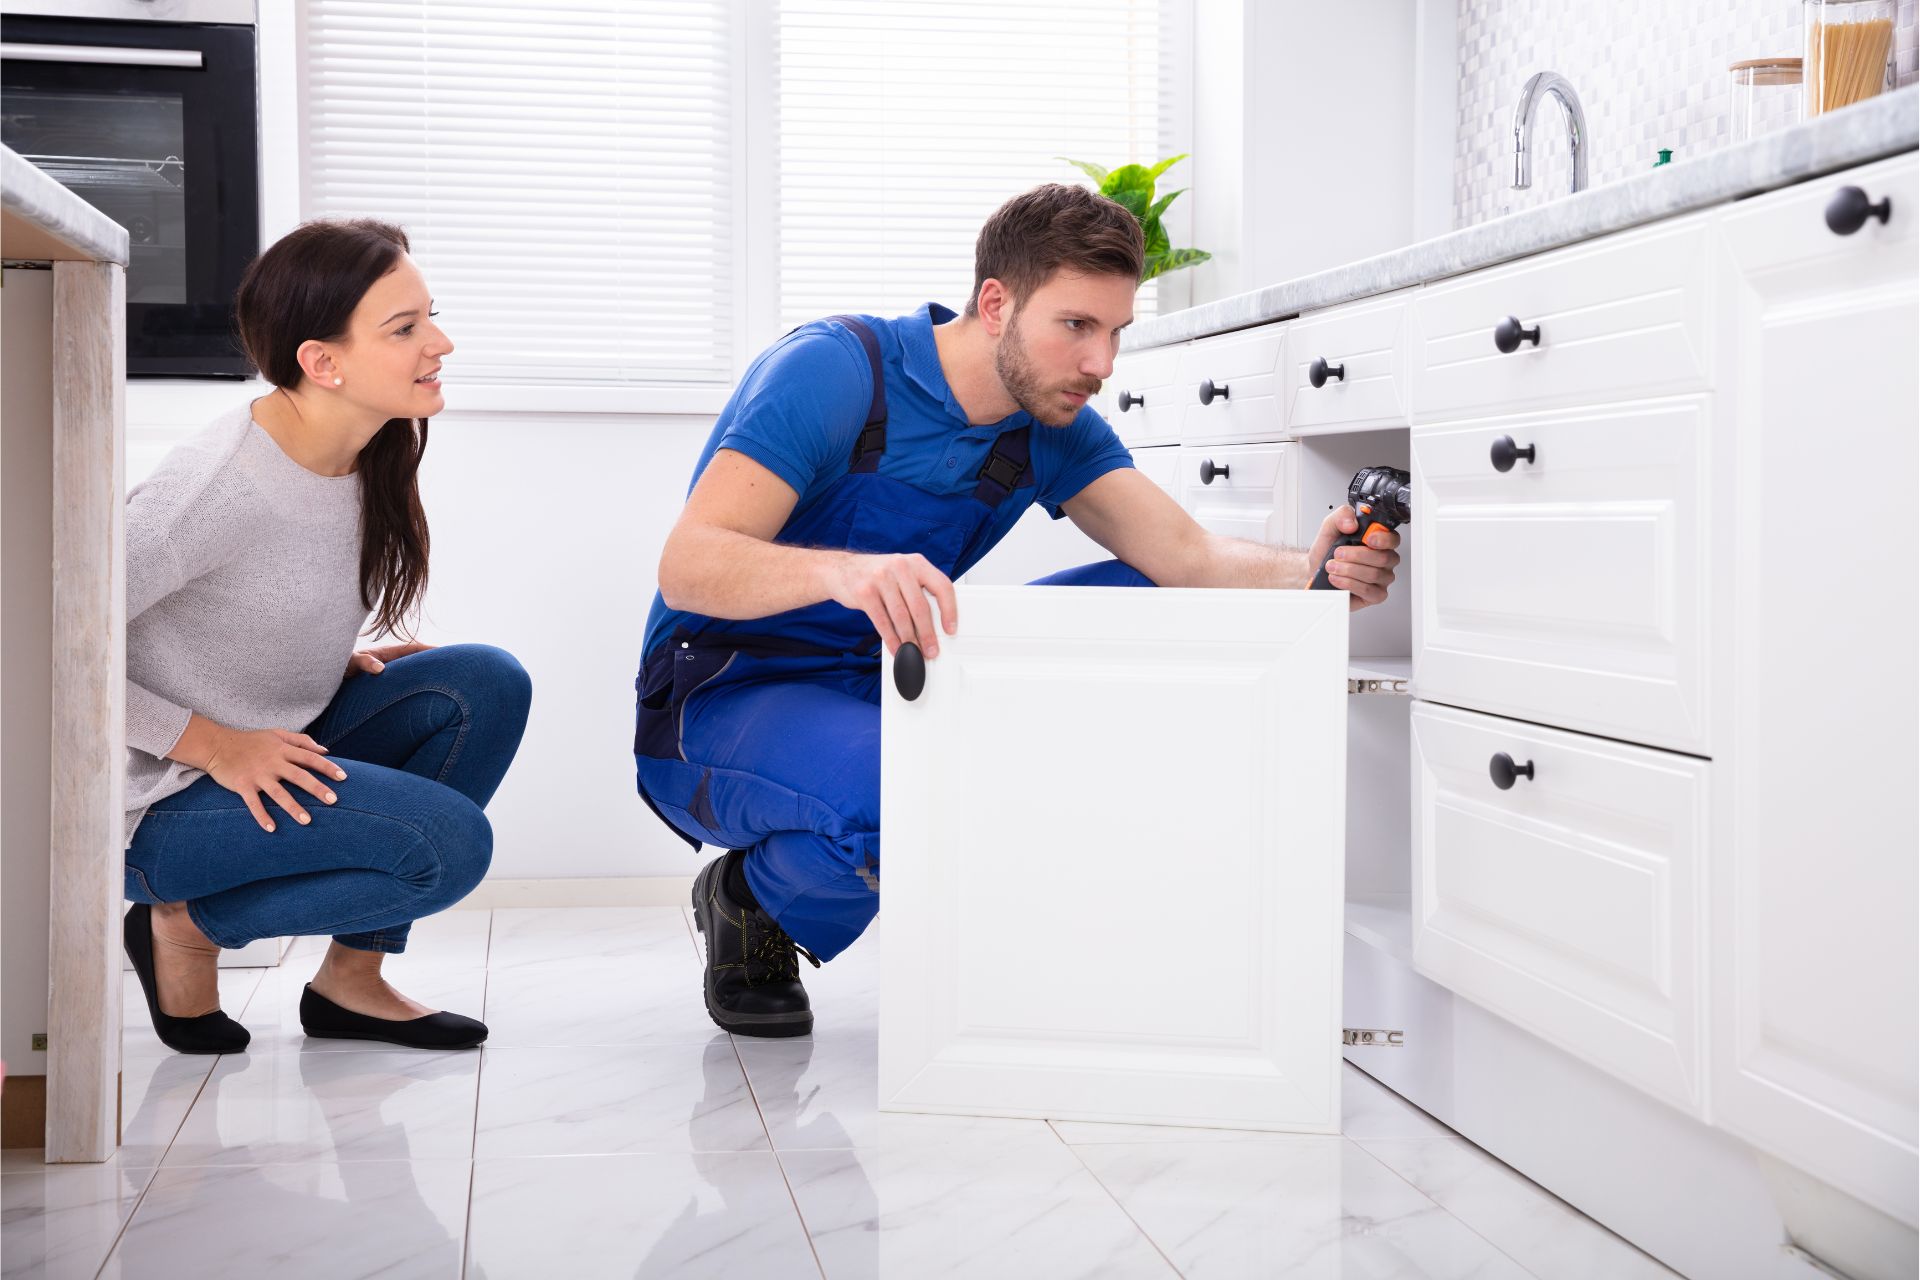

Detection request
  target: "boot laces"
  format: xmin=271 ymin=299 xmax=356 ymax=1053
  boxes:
xmin=744 ymin=910 xmax=820 ymax=986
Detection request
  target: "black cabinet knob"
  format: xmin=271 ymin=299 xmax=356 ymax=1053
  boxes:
xmin=893 ymin=642 xmax=926 ymax=702
xmin=1489 ymin=752 xmax=1535 ymax=790
xmin=1117 ymin=390 xmax=1144 ymax=412
xmin=1826 ymin=184 xmax=1893 ymax=236
xmin=1493 ymin=315 xmax=1542 ymax=354
xmin=1198 ymin=378 xmax=1230 ymax=405
xmin=1199 ymin=458 xmax=1230 ymax=485
xmin=1309 ymin=357 xmax=1346 ymax=389
xmin=1490 ymin=434 xmax=1536 ymax=472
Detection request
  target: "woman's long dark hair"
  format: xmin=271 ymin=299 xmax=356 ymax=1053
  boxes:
xmin=233 ymin=218 xmax=430 ymax=640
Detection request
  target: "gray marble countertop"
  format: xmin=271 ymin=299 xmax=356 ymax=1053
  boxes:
xmin=1126 ymin=86 xmax=1918 ymax=351
xmin=1 ymin=144 xmax=130 ymax=265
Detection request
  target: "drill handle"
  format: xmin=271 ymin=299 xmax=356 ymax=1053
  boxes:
xmin=1309 ymin=523 xmax=1387 ymax=591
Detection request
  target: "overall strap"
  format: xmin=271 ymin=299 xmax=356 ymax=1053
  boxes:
xmin=972 ymin=425 xmax=1033 ymax=508
xmin=819 ymin=315 xmax=889 ymax=474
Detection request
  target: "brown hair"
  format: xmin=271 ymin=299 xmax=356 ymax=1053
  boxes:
xmin=965 ymin=183 xmax=1145 ymax=318
xmin=233 ymin=218 xmax=431 ymax=641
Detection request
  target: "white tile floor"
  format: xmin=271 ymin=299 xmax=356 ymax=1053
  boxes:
xmin=2 ymin=907 xmax=1680 ymax=1279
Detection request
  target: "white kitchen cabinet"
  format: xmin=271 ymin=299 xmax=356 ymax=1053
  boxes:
xmin=1410 ymin=701 xmax=1708 ymax=1114
xmin=1411 ymin=221 xmax=1712 ymax=423
xmin=1100 ymin=343 xmax=1185 ymax=448
xmin=1177 ymin=440 xmax=1298 ymax=546
xmin=1410 ymin=397 xmax=1714 ymax=755
xmin=879 ymin=586 xmax=1348 ymax=1130
xmin=1707 ymin=151 xmax=1919 ymax=1228
xmin=1284 ymin=292 xmax=1413 ymax=435
xmin=1179 ymin=323 xmax=1287 ymax=444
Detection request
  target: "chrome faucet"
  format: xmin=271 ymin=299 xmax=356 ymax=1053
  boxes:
xmin=1511 ymin=71 xmax=1590 ymax=194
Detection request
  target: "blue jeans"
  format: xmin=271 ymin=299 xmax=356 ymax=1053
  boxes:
xmin=124 ymin=644 xmax=532 ymax=954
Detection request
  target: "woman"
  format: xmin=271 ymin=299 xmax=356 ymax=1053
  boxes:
xmin=121 ymin=218 xmax=530 ymax=1053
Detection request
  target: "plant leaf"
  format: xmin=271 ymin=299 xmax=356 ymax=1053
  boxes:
xmin=1146 ymin=187 xmax=1186 ymax=223
xmin=1099 ymin=163 xmax=1154 ymax=200
xmin=1143 ymin=153 xmax=1189 ymax=183
xmin=1143 ymin=246 xmax=1211 ymax=281
xmin=1057 ymin=156 xmax=1109 ymax=183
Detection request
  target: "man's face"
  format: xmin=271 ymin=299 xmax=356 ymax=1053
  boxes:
xmin=993 ymin=269 xmax=1136 ymax=427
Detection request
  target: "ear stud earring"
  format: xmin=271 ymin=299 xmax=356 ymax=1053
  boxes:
xmin=333 ymin=377 xmax=343 ymax=386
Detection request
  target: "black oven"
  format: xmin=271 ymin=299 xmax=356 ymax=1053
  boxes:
xmin=2 ymin=12 xmax=258 ymax=377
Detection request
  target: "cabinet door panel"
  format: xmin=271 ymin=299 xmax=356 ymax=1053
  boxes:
xmin=880 ymin=587 xmax=1348 ymax=1131
xmin=1710 ymin=152 xmax=1918 ymax=1227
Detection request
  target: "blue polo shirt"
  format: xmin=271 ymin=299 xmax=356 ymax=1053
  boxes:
xmin=642 ymin=303 xmax=1134 ymax=659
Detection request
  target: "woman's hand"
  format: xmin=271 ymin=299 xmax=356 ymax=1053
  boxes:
xmin=200 ymin=726 xmax=348 ymax=834
xmin=345 ymin=640 xmax=435 ymax=679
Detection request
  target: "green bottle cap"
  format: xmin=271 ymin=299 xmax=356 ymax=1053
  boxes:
xmin=1654 ymin=148 xmax=1674 ymax=167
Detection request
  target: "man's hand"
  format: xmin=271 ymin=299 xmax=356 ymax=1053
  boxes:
xmin=1306 ymin=506 xmax=1401 ymax=610
xmin=345 ymin=640 xmax=435 ymax=679
xmin=822 ymin=553 xmax=958 ymax=658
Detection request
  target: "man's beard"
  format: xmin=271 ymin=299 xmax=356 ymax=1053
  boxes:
xmin=994 ymin=310 xmax=1100 ymax=427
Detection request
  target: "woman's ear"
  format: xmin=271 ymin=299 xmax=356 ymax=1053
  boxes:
xmin=296 ymin=338 xmax=342 ymax=388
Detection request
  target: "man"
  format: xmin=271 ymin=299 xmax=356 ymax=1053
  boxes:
xmin=635 ymin=184 xmax=1400 ymax=1037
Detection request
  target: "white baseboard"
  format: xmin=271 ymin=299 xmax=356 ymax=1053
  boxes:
xmin=449 ymin=876 xmax=696 ymax=910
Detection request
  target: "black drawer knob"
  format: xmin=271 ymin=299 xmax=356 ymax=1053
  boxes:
xmin=1309 ymin=357 xmax=1346 ymax=388
xmin=1826 ymin=184 xmax=1893 ymax=236
xmin=1493 ymin=315 xmax=1542 ymax=354
xmin=1199 ymin=458 xmax=1230 ymax=485
xmin=893 ymin=642 xmax=926 ymax=702
xmin=1489 ymin=752 xmax=1535 ymax=790
xmin=1490 ymin=434 xmax=1536 ymax=472
xmin=1117 ymin=389 xmax=1144 ymax=412
xmin=1198 ymin=378 xmax=1230 ymax=405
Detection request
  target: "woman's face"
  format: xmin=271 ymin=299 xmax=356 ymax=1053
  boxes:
xmin=328 ymin=253 xmax=453 ymax=418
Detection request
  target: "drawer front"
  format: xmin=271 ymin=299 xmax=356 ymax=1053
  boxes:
xmin=1411 ymin=700 xmax=1707 ymax=1114
xmin=1100 ymin=344 xmax=1185 ymax=447
xmin=1411 ymin=398 xmax=1711 ymax=755
xmin=1179 ymin=323 xmax=1286 ymax=444
xmin=1178 ymin=442 xmax=1297 ymax=546
xmin=1285 ymin=294 xmax=1412 ymax=434
xmin=1131 ymin=443 xmax=1182 ymax=503
xmin=1718 ymin=152 xmax=1917 ymax=284
xmin=1411 ymin=221 xmax=1712 ymax=421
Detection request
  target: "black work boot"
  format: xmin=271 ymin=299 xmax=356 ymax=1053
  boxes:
xmin=691 ymin=850 xmax=819 ymax=1038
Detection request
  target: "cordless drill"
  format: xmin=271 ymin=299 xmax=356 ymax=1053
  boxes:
xmin=1309 ymin=466 xmax=1411 ymax=590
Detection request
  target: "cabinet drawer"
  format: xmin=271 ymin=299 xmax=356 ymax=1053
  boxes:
xmin=1179 ymin=323 xmax=1286 ymax=444
xmin=1178 ymin=441 xmax=1297 ymax=546
xmin=1284 ymin=293 xmax=1411 ymax=434
xmin=1131 ymin=443 xmax=1181 ymax=502
xmin=1411 ymin=398 xmax=1711 ymax=755
xmin=1411 ymin=700 xmax=1707 ymax=1114
xmin=1411 ymin=221 xmax=1712 ymax=421
xmin=1101 ymin=344 xmax=1185 ymax=447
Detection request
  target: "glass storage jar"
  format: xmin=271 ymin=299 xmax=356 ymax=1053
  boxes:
xmin=1803 ymin=0 xmax=1897 ymax=116
xmin=1730 ymin=57 xmax=1804 ymax=141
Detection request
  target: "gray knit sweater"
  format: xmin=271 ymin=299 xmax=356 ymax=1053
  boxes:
xmin=125 ymin=406 xmax=370 ymax=845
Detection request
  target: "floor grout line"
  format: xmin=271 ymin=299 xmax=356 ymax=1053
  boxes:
xmin=1045 ymin=1119 xmax=1188 ymax=1279
xmin=460 ymin=909 xmax=495 ymax=1278
xmin=728 ymin=1030 xmax=830 ymax=1280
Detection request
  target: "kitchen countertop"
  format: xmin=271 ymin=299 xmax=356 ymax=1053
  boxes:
xmin=1125 ymin=85 xmax=1918 ymax=351
xmin=1 ymin=143 xmax=130 ymax=265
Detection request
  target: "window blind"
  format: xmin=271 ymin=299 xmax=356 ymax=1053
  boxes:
xmin=301 ymin=0 xmax=735 ymax=384
xmin=774 ymin=0 xmax=1180 ymax=333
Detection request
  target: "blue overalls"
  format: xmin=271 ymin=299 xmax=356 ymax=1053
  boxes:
xmin=634 ymin=308 xmax=1151 ymax=961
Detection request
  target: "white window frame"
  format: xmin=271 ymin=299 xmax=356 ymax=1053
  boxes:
xmin=263 ymin=1 xmax=1193 ymax=416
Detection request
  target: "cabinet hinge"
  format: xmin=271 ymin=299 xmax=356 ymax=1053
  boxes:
xmin=31 ymin=1032 xmax=48 ymax=1052
xmin=1347 ymin=677 xmax=1410 ymax=696
xmin=1342 ymin=1027 xmax=1405 ymax=1047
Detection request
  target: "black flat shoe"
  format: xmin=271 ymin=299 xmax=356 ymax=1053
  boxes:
xmin=122 ymin=903 xmax=250 ymax=1055
xmin=299 ymin=985 xmax=487 ymax=1049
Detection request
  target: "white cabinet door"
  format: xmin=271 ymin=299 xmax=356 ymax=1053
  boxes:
xmin=1410 ymin=398 xmax=1713 ymax=755
xmin=1411 ymin=701 xmax=1708 ymax=1114
xmin=1709 ymin=153 xmax=1919 ymax=1227
xmin=1179 ymin=324 xmax=1287 ymax=445
xmin=1177 ymin=442 xmax=1299 ymax=546
xmin=880 ymin=586 xmax=1349 ymax=1131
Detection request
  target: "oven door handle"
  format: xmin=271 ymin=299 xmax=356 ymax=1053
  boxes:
xmin=0 ymin=42 xmax=204 ymax=69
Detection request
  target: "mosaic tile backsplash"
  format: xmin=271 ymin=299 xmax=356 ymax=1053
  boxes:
xmin=1454 ymin=0 xmax=1919 ymax=227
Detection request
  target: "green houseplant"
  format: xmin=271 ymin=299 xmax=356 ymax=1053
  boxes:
xmin=1059 ymin=153 xmax=1210 ymax=281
